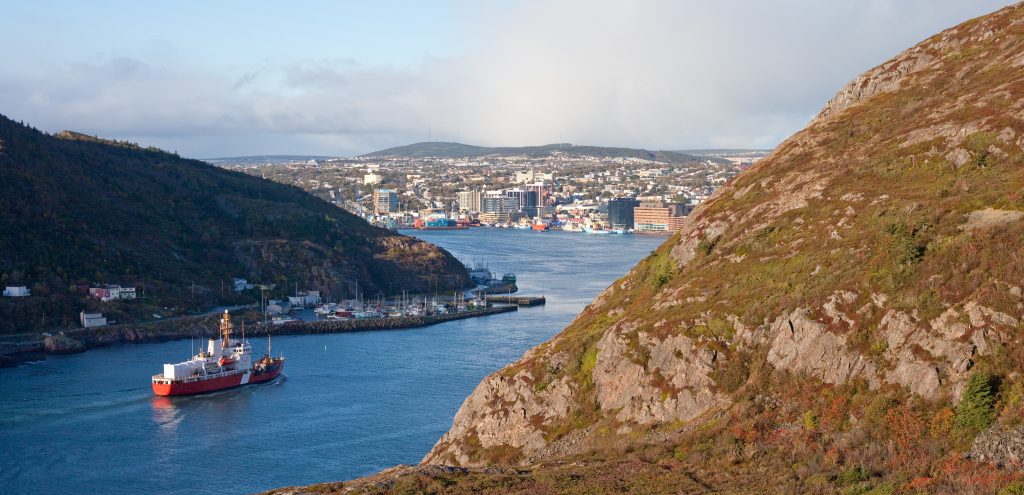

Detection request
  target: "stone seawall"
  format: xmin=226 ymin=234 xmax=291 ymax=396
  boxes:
xmin=0 ymin=306 xmax=517 ymax=368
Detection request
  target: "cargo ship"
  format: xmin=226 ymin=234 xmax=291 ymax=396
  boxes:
xmin=151 ymin=310 xmax=284 ymax=396
xmin=413 ymin=217 xmax=468 ymax=230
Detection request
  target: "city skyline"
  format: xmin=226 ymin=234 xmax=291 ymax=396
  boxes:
xmin=1 ymin=1 xmax=1014 ymax=157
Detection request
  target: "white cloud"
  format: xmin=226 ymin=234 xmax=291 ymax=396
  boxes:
xmin=0 ymin=0 xmax=1013 ymax=156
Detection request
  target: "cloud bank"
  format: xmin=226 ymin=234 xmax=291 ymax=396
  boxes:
xmin=0 ymin=0 xmax=1013 ymax=157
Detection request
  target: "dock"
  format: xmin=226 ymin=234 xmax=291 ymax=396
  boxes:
xmin=485 ymin=295 xmax=546 ymax=306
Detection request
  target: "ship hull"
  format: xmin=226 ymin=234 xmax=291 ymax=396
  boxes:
xmin=152 ymin=361 xmax=284 ymax=397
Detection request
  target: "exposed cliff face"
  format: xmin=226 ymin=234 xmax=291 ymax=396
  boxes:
xmin=426 ymin=3 xmax=1024 ymax=470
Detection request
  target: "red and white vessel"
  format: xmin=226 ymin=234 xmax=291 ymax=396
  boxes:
xmin=152 ymin=310 xmax=284 ymax=396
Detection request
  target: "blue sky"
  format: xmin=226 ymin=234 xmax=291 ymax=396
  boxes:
xmin=0 ymin=1 xmax=1016 ymax=157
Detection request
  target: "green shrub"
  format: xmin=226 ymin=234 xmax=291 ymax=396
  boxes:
xmin=697 ymin=235 xmax=719 ymax=256
xmin=883 ymin=222 xmax=925 ymax=265
xmin=999 ymin=481 xmax=1024 ymax=495
xmin=956 ymin=372 xmax=996 ymax=432
xmin=836 ymin=466 xmax=870 ymax=486
xmin=803 ymin=410 xmax=820 ymax=431
xmin=651 ymin=256 xmax=676 ymax=289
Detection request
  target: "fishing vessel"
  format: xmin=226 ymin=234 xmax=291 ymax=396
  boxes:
xmin=151 ymin=310 xmax=284 ymax=396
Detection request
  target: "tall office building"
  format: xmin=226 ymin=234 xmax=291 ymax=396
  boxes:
xmin=634 ymin=201 xmax=691 ymax=233
xmin=457 ymin=189 xmax=482 ymax=212
xmin=482 ymin=192 xmax=520 ymax=213
xmin=608 ymin=197 xmax=640 ymax=230
xmin=373 ymin=188 xmax=398 ymax=214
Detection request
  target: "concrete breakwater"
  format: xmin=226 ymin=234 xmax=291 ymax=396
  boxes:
xmin=0 ymin=306 xmax=517 ymax=368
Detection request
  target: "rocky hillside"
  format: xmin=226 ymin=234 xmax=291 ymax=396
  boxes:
xmin=404 ymin=4 xmax=1024 ymax=493
xmin=0 ymin=117 xmax=471 ymax=333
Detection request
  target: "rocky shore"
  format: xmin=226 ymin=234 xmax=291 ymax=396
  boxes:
xmin=0 ymin=305 xmax=517 ymax=368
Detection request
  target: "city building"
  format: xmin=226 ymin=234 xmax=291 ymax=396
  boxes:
xmin=373 ymin=188 xmax=398 ymax=214
xmin=608 ymin=197 xmax=640 ymax=230
xmin=480 ymin=191 xmax=521 ymax=224
xmin=80 ymin=311 xmax=107 ymax=328
xmin=634 ymin=201 xmax=691 ymax=233
xmin=363 ymin=173 xmax=381 ymax=185
xmin=3 ymin=286 xmax=30 ymax=297
xmin=514 ymin=170 xmax=553 ymax=184
xmin=482 ymin=192 xmax=520 ymax=214
xmin=505 ymin=188 xmax=538 ymax=211
xmin=457 ymin=189 xmax=482 ymax=212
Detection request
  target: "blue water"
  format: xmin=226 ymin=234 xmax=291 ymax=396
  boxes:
xmin=0 ymin=229 xmax=664 ymax=495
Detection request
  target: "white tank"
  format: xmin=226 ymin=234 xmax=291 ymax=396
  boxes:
xmin=163 ymin=360 xmax=201 ymax=379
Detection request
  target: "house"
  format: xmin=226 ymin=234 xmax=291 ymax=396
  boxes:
xmin=266 ymin=299 xmax=291 ymax=316
xmin=80 ymin=311 xmax=107 ymax=328
xmin=288 ymin=290 xmax=321 ymax=308
xmin=3 ymin=286 xmax=30 ymax=297
xmin=233 ymin=278 xmax=254 ymax=292
xmin=88 ymin=284 xmax=137 ymax=302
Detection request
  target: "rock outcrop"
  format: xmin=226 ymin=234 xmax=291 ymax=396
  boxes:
xmin=43 ymin=334 xmax=85 ymax=354
xmin=426 ymin=2 xmax=1024 ymax=470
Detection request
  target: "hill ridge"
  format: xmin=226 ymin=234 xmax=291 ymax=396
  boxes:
xmin=362 ymin=141 xmax=727 ymax=164
xmin=0 ymin=116 xmax=471 ymax=333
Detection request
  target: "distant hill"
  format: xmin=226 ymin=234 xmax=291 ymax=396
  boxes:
xmin=362 ymin=141 xmax=729 ymax=164
xmin=673 ymin=148 xmax=773 ymax=156
xmin=204 ymin=155 xmax=340 ymax=167
xmin=0 ymin=116 xmax=470 ymax=333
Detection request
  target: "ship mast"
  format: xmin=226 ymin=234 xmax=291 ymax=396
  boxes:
xmin=219 ymin=310 xmax=233 ymax=349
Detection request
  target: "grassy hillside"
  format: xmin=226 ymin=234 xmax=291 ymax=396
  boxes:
xmin=0 ymin=116 xmax=471 ymax=333
xmin=348 ymin=4 xmax=1024 ymax=494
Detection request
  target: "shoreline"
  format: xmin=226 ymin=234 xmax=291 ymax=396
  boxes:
xmin=0 ymin=305 xmax=518 ymax=369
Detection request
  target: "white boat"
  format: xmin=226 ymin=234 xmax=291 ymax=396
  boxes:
xmin=314 ymin=303 xmax=337 ymax=316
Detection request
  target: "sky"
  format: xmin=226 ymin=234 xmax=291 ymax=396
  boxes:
xmin=0 ymin=1 xmax=1016 ymax=158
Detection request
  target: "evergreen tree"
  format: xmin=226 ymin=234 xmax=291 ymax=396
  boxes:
xmin=955 ymin=371 xmax=996 ymax=432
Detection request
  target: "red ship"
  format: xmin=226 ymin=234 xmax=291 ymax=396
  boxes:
xmin=152 ymin=310 xmax=284 ymax=396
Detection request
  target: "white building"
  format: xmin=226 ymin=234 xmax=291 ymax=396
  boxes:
xmin=363 ymin=173 xmax=381 ymax=185
xmin=80 ymin=311 xmax=107 ymax=328
xmin=457 ymin=190 xmax=482 ymax=212
xmin=233 ymin=278 xmax=254 ymax=292
xmin=514 ymin=170 xmax=553 ymax=184
xmin=288 ymin=290 xmax=321 ymax=308
xmin=3 ymin=286 xmax=30 ymax=297
xmin=88 ymin=284 xmax=137 ymax=302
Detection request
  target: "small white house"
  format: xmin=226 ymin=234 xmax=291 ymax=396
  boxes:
xmin=266 ymin=299 xmax=292 ymax=316
xmin=80 ymin=311 xmax=107 ymax=328
xmin=233 ymin=278 xmax=254 ymax=292
xmin=3 ymin=286 xmax=30 ymax=297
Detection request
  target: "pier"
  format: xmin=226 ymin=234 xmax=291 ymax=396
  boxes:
xmin=484 ymin=295 xmax=546 ymax=306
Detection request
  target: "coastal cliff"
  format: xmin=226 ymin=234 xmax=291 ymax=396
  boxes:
xmin=417 ymin=3 xmax=1024 ymax=491
xmin=268 ymin=3 xmax=1024 ymax=494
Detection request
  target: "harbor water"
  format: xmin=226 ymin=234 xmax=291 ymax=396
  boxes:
xmin=0 ymin=229 xmax=664 ymax=495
